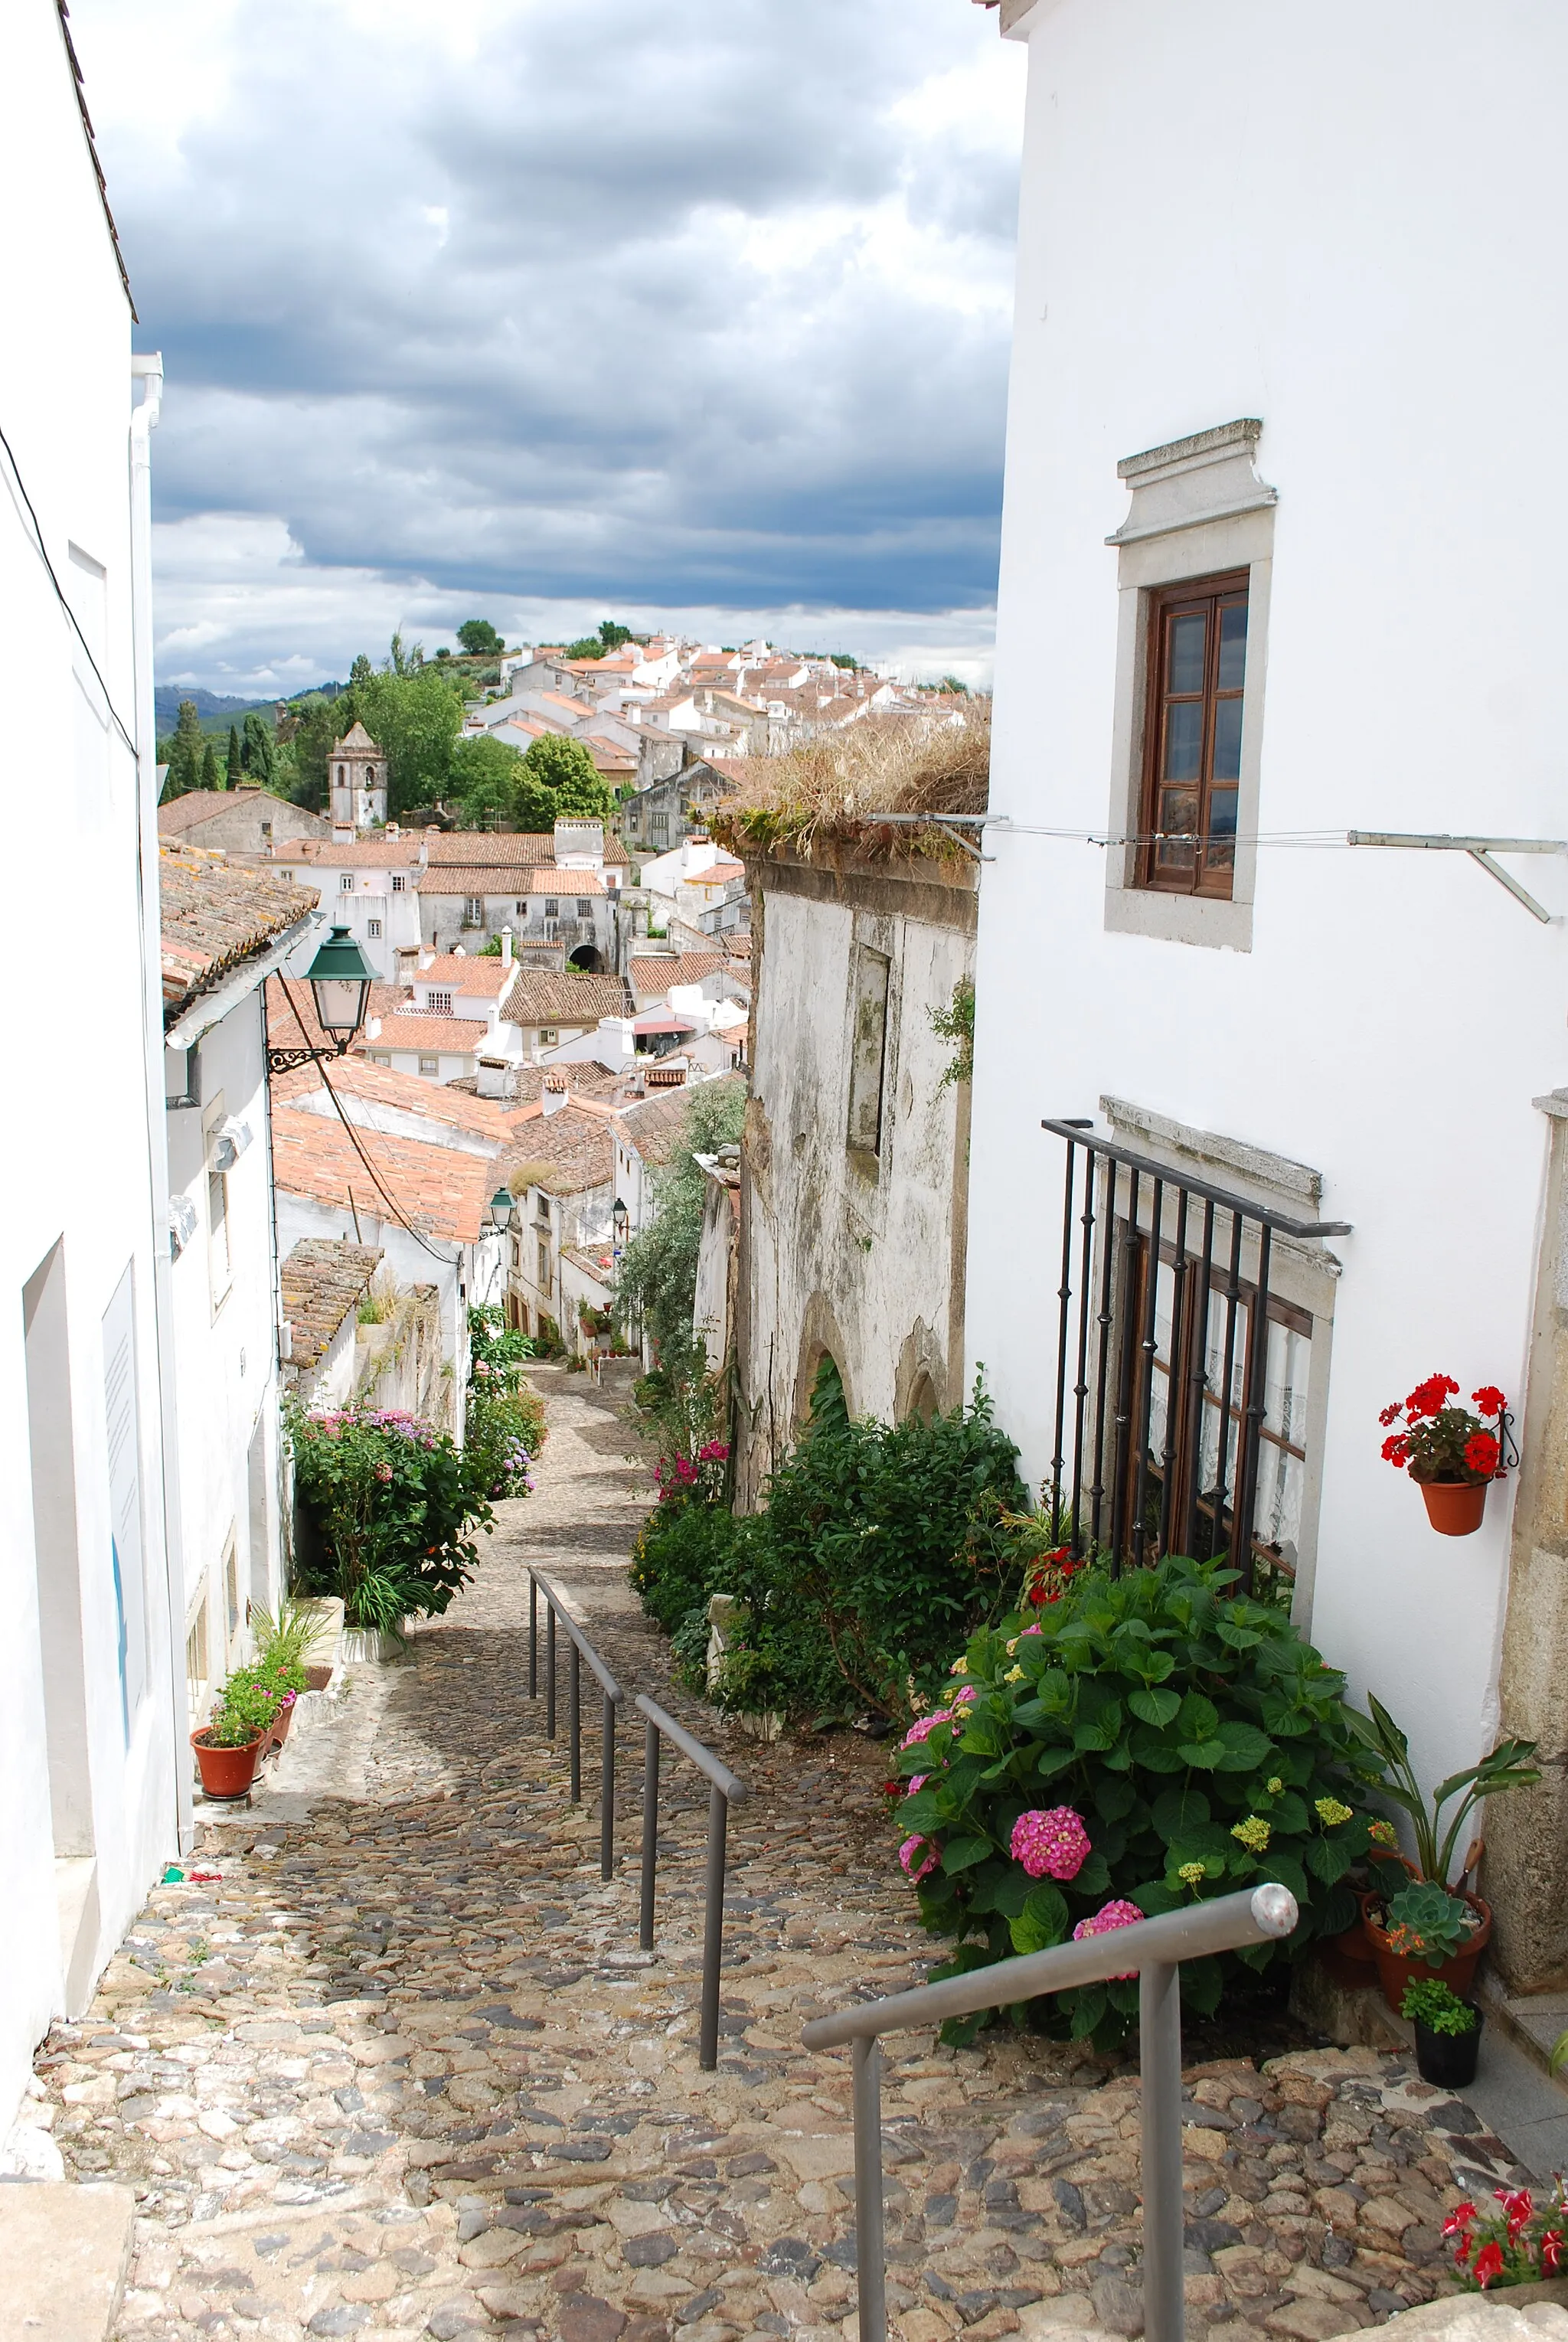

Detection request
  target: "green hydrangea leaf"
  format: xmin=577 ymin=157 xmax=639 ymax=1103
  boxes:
xmin=1130 ymin=1687 xmax=1181 ymax=1728
xmin=1177 ymin=1737 xmax=1229 ymax=1769
xmin=1213 ymin=1722 xmax=1274 ymax=1772
xmin=939 ymin=1835 xmax=994 ymax=1874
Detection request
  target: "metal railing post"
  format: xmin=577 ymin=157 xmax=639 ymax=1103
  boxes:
xmin=569 ymin=1641 xmax=581 ymax=1801
xmin=546 ymin=1605 xmax=556 ymax=1737
xmin=528 ymin=1575 xmax=537 ymax=1699
xmin=600 ymin=1692 xmax=616 ymax=1879
xmin=852 ymin=2037 xmax=887 ymax=2342
xmin=1140 ymin=1958 xmax=1184 ymax=2342
xmin=699 ymin=1781 xmax=728 ymax=2072
xmin=640 ymin=1718 xmax=659 ymax=1950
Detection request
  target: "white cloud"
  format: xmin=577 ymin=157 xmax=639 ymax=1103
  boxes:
xmin=74 ymin=0 xmax=1024 ymax=688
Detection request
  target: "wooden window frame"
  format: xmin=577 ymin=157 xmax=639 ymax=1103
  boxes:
xmin=1136 ymin=569 xmax=1249 ymax=900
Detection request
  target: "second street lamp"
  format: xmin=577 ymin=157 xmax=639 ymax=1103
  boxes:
xmin=267 ymin=923 xmax=377 ymax=1075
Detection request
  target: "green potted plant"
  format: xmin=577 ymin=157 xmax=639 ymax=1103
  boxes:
xmin=1379 ymin=1374 xmax=1508 ymax=1535
xmin=1401 ymin=1975 xmax=1483 ymax=2086
xmin=250 ymin=1599 xmax=315 ymax=1739
xmin=1348 ymin=1693 xmax=1538 ymax=2009
xmin=191 ymin=1667 xmax=279 ymax=1800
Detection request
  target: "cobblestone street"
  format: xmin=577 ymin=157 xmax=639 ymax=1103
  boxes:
xmin=28 ymin=1370 xmax=1529 ymax=2342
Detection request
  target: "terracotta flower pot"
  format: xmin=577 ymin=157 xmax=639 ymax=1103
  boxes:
xmin=191 ymin=1730 xmax=266 ymax=1801
xmin=264 ymin=1699 xmax=295 ymax=1752
xmin=1366 ymin=1890 xmax=1491 ymax=2014
xmin=1415 ymin=1477 xmax=1490 ymax=1537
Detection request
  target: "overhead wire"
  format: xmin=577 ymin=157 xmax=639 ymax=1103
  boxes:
xmin=0 ymin=416 xmax=141 ymax=762
xmin=274 ymin=972 xmax=466 ymax=1268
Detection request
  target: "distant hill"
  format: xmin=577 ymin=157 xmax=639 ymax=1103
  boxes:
xmin=154 ymin=681 xmax=345 ymax=733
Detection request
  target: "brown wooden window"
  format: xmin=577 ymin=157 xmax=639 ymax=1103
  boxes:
xmin=1138 ymin=570 xmax=1248 ymax=898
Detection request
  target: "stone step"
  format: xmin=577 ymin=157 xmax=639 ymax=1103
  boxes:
xmin=0 ymin=2181 xmax=136 ymax=2342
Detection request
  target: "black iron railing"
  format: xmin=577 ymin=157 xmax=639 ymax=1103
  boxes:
xmin=1042 ymin=1118 xmax=1351 ymax=1593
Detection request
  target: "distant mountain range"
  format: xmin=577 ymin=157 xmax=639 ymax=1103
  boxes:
xmin=154 ymin=681 xmax=345 ymax=730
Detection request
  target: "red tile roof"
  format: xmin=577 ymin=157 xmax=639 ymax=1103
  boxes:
xmin=500 ymin=970 xmax=632 ymax=1025
xmin=361 ymin=1013 xmax=492 ymax=1057
xmin=271 ymin=1055 xmax=515 ymax=1142
xmin=627 ymin=952 xmax=730 ymax=1001
xmin=160 ymin=844 xmax=318 ymax=1027
xmin=279 ymin=1239 xmax=383 ymax=1368
xmin=420 ymin=829 xmax=628 ymax=867
xmin=502 ymin=1104 xmax=615 ymax=1198
xmin=272 ymin=1109 xmax=495 ymax=1242
xmin=413 ymin=955 xmax=520 ymax=995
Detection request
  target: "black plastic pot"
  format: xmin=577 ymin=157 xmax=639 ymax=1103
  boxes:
xmin=1413 ymin=2005 xmax=1483 ymax=2087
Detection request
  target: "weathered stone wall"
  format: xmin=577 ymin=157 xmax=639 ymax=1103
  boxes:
xmin=734 ymin=845 xmax=976 ymax=1506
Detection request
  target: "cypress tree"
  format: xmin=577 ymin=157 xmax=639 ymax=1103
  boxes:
xmin=241 ymin=710 xmax=276 ymax=787
xmin=227 ymin=724 xmax=243 ymax=786
xmin=165 ymin=699 xmax=204 ymax=797
xmin=200 ymin=740 xmax=221 ymax=790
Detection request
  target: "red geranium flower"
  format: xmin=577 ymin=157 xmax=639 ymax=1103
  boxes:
xmin=1465 ymin=1432 xmax=1501 ymax=1477
xmin=1381 ymin=1433 xmax=1412 ymax=1467
xmin=1472 ymin=1386 xmax=1507 ymax=1419
xmin=1473 ymin=2241 xmax=1504 ymax=2288
xmin=1406 ymin=1374 xmax=1460 ymax=1419
xmin=1379 ymin=1403 xmax=1403 ymax=1426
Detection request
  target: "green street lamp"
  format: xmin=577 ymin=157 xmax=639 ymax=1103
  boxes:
xmin=488 ymin=1186 xmax=516 ymax=1233
xmin=266 ymin=924 xmax=377 ymax=1073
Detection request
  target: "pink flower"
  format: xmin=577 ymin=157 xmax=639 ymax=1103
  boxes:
xmin=374 ymin=1462 xmax=394 ymax=1482
xmin=1011 ymin=1807 xmax=1092 ymax=1882
xmin=902 ymin=1708 xmax=952 ymax=1747
xmin=906 ymin=1774 xmax=928 ymax=1795
xmin=674 ymin=1456 xmax=697 ymax=1481
xmin=698 ymin=1441 xmax=730 ymax=1462
xmin=951 ymin=1684 xmax=978 ymax=1705
xmin=1072 ymin=1899 xmax=1145 ymax=1979
xmin=1018 ymin=1624 xmax=1043 ymax=1638
xmin=900 ymin=1835 xmax=939 ymax=1884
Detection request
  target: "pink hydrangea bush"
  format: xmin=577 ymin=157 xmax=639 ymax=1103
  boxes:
xmin=1072 ymin=1899 xmax=1146 ymax=1979
xmin=900 ymin=1835 xmax=939 ymax=1883
xmin=1010 ymin=1806 xmax=1092 ymax=1882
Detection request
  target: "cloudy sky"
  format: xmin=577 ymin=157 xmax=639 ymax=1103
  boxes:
xmin=72 ymin=0 xmax=1024 ymax=696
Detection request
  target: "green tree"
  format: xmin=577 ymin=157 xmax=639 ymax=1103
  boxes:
xmin=521 ymin=732 xmax=612 ymax=820
xmin=283 ymin=693 xmax=348 ymax=811
xmin=164 ymin=699 xmax=204 ymax=798
xmin=599 ymin=620 xmax=632 ymax=652
xmin=199 ymin=739 xmax=221 ymax=791
xmin=613 ymin=1080 xmax=748 ymax=1357
xmin=241 ymin=710 xmax=276 ymax=786
xmin=226 ymin=724 xmax=243 ymax=787
xmin=448 ymin=731 xmax=525 ymax=825
xmin=564 ymin=636 xmax=603 ymax=660
xmin=354 ymin=661 xmax=464 ymax=815
xmin=457 ymin=618 xmax=504 ymax=656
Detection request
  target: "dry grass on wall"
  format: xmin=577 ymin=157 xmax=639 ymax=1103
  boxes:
xmin=710 ymin=712 xmax=989 ymax=865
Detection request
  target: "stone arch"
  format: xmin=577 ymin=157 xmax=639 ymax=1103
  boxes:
xmin=793 ymin=1291 xmax=854 ymax=1430
xmin=569 ymin=944 xmax=603 ymax=972
xmin=894 ymin=1316 xmax=949 ymax=1424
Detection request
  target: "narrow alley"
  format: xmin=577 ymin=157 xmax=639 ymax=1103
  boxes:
xmin=29 ymin=1373 xmax=1522 ymax=2342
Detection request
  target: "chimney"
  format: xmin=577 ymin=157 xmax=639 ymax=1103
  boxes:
xmin=542 ymin=1070 xmax=570 ymax=1118
xmin=501 ymin=926 xmax=513 ymax=965
xmin=418 ymin=946 xmax=436 ymax=971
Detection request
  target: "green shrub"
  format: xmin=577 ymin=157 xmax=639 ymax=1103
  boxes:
xmin=631 ymin=1494 xmax=742 ymax=1633
xmin=288 ymin=1402 xmax=495 ymax=1629
xmin=1400 ymin=1977 xmax=1477 ymax=2033
xmin=891 ymin=1552 xmax=1387 ymax=2050
xmin=201 ymin=1667 xmax=281 ymax=1747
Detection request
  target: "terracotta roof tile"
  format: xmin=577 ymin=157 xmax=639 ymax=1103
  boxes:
xmin=360 ymin=1012 xmax=492 ymax=1057
xmin=271 ymin=1055 xmax=515 ymax=1142
xmin=270 ymin=838 xmax=425 ymax=869
xmin=627 ymin=952 xmax=730 ymax=1001
xmin=157 ymin=787 xmax=295 ymax=836
xmin=420 ymin=867 xmax=611 ymax=898
xmin=279 ymin=1239 xmax=383 ymax=1368
xmin=413 ymin=955 xmax=520 ymax=995
xmin=420 ymin=829 xmax=628 ymax=867
xmin=501 ymin=971 xmax=632 ymax=1026
xmin=501 ymin=1103 xmax=615 ymax=1198
xmin=272 ymin=1109 xmax=495 ymax=1241
xmin=160 ymin=843 xmax=318 ymax=1027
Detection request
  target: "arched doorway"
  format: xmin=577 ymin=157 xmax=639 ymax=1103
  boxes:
xmin=569 ymin=945 xmax=603 ymax=972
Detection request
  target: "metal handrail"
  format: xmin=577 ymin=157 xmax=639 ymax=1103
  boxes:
xmin=635 ymin=1694 xmax=746 ymax=2072
xmin=1040 ymin=1116 xmax=1353 ymax=1240
xmin=527 ymin=1570 xmax=622 ymax=1880
xmin=801 ymin=1883 xmax=1298 ymax=2342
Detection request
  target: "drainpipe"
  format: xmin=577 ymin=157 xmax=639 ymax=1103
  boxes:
xmin=129 ymin=353 xmax=193 ymax=1855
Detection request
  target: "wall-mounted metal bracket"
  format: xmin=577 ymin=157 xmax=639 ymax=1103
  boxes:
xmin=1346 ymin=831 xmax=1566 ymax=925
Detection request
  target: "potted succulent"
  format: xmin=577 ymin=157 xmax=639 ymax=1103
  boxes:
xmin=1402 ymin=1976 xmax=1483 ymax=2087
xmin=1379 ymin=1374 xmax=1508 ymax=1535
xmin=1348 ymin=1693 xmax=1538 ymax=2009
xmin=191 ymin=1667 xmax=279 ymax=1800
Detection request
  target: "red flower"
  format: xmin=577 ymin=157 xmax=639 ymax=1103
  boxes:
xmin=1498 ymin=2187 xmax=1534 ymax=2237
xmin=1379 ymin=1403 xmax=1403 ymax=1426
xmin=1406 ymin=1374 xmax=1460 ymax=1419
xmin=1473 ymin=2241 xmax=1504 ymax=2288
xmin=1541 ymin=2229 xmax=1564 ymax=2275
xmin=1442 ymin=2203 xmax=1477 ymax=2240
xmin=1381 ymin=1433 xmax=1412 ymax=1468
xmin=1027 ymin=1582 xmax=1050 ymax=1605
xmin=1472 ymin=1386 xmax=1507 ymax=1419
xmin=1453 ymin=2233 xmax=1473 ymax=2265
xmin=1465 ymin=1432 xmax=1501 ymax=1477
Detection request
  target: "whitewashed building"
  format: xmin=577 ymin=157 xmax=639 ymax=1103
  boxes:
xmin=968 ymin=0 xmax=1568 ymax=1996
xmin=160 ymin=848 xmax=318 ymax=1735
xmin=0 ymin=0 xmax=178 ymax=2151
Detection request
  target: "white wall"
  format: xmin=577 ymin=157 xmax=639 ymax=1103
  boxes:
xmin=967 ymin=0 xmax=1568 ymax=1808
xmin=164 ymin=991 xmax=284 ymax=1720
xmin=0 ymin=0 xmax=178 ymax=2138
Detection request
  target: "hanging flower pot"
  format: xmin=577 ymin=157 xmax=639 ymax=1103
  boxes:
xmin=1379 ymin=1374 xmax=1509 ymax=1536
xmin=1415 ymin=1478 xmax=1491 ymax=1537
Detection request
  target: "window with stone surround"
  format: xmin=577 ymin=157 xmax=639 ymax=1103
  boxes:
xmin=1137 ymin=570 xmax=1249 ymax=898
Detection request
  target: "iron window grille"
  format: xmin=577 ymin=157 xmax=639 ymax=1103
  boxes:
xmin=1042 ymin=1117 xmax=1351 ymax=1597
